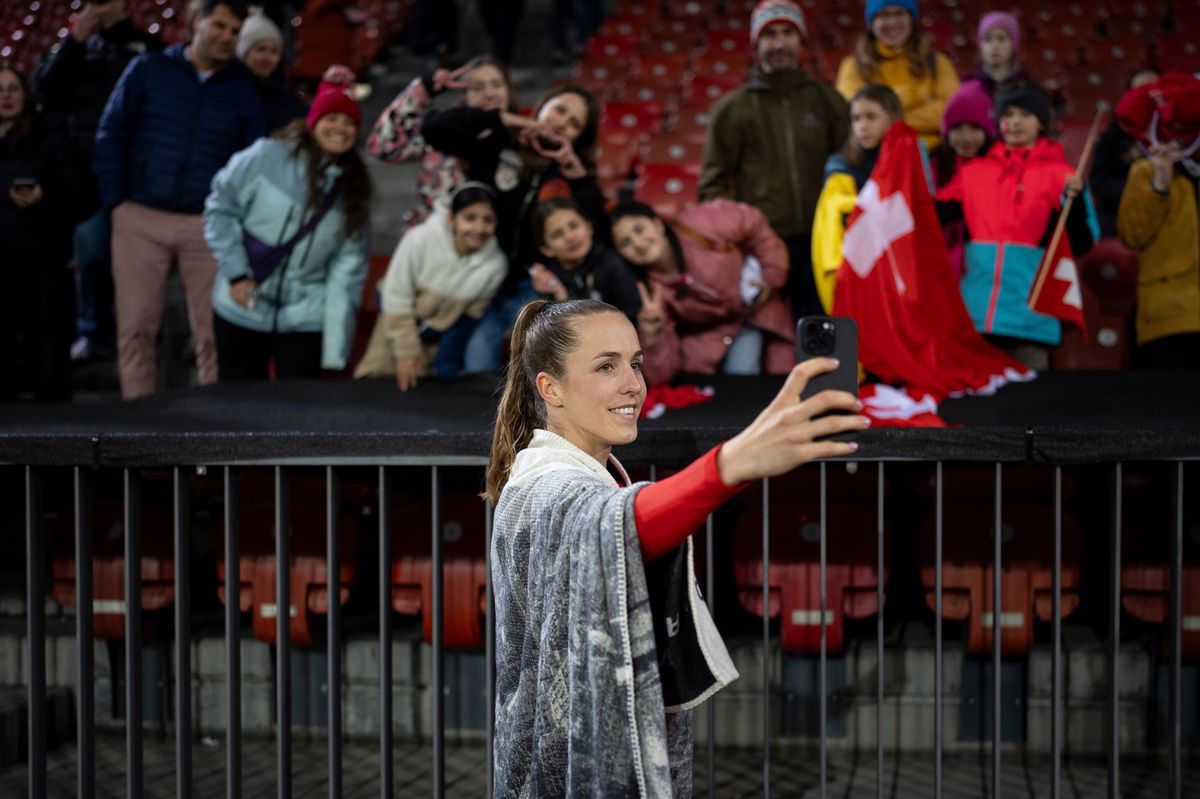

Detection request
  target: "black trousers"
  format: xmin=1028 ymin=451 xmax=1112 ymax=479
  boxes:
xmin=213 ymin=314 xmax=323 ymax=381
xmin=784 ymin=233 xmax=824 ymax=321
xmin=1135 ymin=331 xmax=1200 ymax=369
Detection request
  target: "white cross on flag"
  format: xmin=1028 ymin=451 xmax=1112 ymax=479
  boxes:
xmin=842 ymin=179 xmax=914 ymax=294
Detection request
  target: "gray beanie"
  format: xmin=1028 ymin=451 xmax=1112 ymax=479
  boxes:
xmin=237 ymin=12 xmax=283 ymax=60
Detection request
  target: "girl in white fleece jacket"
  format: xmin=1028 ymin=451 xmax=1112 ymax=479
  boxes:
xmin=354 ymin=182 xmax=507 ymax=388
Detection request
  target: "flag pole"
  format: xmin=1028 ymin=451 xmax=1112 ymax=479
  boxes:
xmin=1028 ymin=105 xmax=1108 ymax=308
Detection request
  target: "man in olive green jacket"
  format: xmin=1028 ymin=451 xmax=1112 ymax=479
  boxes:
xmin=700 ymin=0 xmax=849 ymax=318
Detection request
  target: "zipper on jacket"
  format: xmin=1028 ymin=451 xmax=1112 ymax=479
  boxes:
xmin=781 ymin=97 xmax=804 ymax=227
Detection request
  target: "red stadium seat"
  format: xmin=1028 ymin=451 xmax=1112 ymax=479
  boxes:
xmin=685 ymin=73 xmax=741 ymax=107
xmin=1080 ymin=237 xmax=1138 ymax=301
xmin=640 ymin=136 xmax=706 ymax=166
xmin=585 ymin=34 xmax=641 ymax=61
xmin=731 ymin=468 xmax=891 ymax=653
xmin=1119 ymin=466 xmax=1200 ymax=659
xmin=1050 ymin=281 xmax=1131 ymax=370
xmin=216 ymin=472 xmax=361 ymax=647
xmin=634 ymin=162 xmax=701 ymax=217
xmin=391 ymin=487 xmax=491 ymax=648
xmin=705 ymin=29 xmax=750 ymax=55
xmin=644 ymin=29 xmax=703 ymax=58
xmin=632 ymin=53 xmax=693 ymax=84
xmin=917 ymin=466 xmax=1083 ymax=656
xmin=601 ymin=100 xmax=666 ymax=139
xmin=51 ymin=472 xmax=176 ymax=641
xmin=670 ymin=105 xmax=713 ymax=144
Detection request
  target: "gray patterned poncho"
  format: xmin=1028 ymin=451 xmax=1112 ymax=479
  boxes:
xmin=491 ymin=430 xmax=738 ymax=798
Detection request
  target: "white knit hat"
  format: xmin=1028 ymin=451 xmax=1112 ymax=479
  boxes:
xmin=236 ymin=12 xmax=283 ymax=61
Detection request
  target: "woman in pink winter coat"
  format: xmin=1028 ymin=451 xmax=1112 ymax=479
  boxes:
xmin=610 ymin=199 xmax=794 ymax=386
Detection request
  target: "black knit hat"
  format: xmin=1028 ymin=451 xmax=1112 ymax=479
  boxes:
xmin=995 ymin=84 xmax=1052 ymax=131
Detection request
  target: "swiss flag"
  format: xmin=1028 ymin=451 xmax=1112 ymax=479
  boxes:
xmin=832 ymin=122 xmax=1034 ymax=401
xmin=1028 ymin=234 xmax=1087 ymax=333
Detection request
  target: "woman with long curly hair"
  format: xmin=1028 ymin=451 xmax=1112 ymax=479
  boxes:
xmin=203 ymin=66 xmax=372 ymax=380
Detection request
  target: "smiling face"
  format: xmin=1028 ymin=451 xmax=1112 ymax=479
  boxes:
xmin=999 ymin=105 xmax=1040 ymax=148
xmin=450 ymin=201 xmax=497 ymax=255
xmin=539 ymin=312 xmax=646 ymax=465
xmin=947 ymin=122 xmax=988 ymax=158
xmin=312 ymin=111 xmax=358 ymax=157
xmin=980 ymin=27 xmax=1015 ymax=71
xmin=465 ymin=63 xmax=510 ymax=112
xmin=192 ymin=3 xmax=242 ymax=70
xmin=243 ymin=39 xmax=281 ymax=79
xmin=756 ymin=22 xmax=803 ymax=73
xmin=851 ymin=97 xmax=892 ymax=150
xmin=0 ymin=68 xmax=26 ymax=121
xmin=540 ymin=208 xmax=594 ymax=267
xmin=536 ymin=91 xmax=589 ymax=144
xmin=871 ymin=6 xmax=913 ymax=49
xmin=612 ymin=214 xmax=668 ymax=269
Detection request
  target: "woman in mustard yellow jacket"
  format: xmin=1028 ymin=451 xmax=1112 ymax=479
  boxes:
xmin=1117 ymin=148 xmax=1200 ymax=368
xmin=835 ymin=0 xmax=959 ymax=148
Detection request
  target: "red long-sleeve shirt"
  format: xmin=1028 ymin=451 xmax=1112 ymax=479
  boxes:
xmin=632 ymin=445 xmax=746 ymax=562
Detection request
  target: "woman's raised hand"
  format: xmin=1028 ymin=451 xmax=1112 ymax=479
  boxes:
xmin=635 ymin=281 xmax=666 ymax=345
xmin=716 ymin=359 xmax=868 ymax=486
xmin=529 ymin=263 xmax=567 ymax=301
xmin=431 ymin=64 xmax=473 ymax=93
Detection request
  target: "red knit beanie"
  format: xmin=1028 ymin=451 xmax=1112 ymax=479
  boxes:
xmin=306 ymin=65 xmax=362 ymax=130
xmin=1116 ymin=72 xmax=1200 ymax=145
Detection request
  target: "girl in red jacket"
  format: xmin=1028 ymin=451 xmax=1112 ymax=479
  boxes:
xmin=936 ymin=85 xmax=1099 ymax=369
xmin=609 ymin=199 xmax=794 ymax=386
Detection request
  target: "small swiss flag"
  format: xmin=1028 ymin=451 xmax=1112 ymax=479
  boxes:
xmin=1027 ymin=234 xmax=1087 ymax=335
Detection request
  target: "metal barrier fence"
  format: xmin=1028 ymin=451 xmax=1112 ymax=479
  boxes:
xmin=10 ymin=454 xmax=1195 ymax=798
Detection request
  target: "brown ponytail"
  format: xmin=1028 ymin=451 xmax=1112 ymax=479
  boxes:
xmin=484 ymin=298 xmax=621 ymax=502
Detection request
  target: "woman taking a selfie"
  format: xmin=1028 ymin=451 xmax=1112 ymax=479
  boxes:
xmin=486 ymin=298 xmax=868 ymax=796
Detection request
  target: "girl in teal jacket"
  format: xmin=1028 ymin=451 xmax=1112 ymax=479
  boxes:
xmin=204 ymin=67 xmax=372 ymax=379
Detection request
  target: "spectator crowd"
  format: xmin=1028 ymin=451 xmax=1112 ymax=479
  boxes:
xmin=1 ymin=0 xmax=1197 ymax=403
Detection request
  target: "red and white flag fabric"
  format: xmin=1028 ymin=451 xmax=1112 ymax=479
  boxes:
xmin=1027 ymin=234 xmax=1087 ymax=333
xmin=832 ymin=122 xmax=1034 ymax=407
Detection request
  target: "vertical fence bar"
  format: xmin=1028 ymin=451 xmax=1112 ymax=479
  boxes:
xmin=934 ymin=462 xmax=943 ymax=799
xmin=173 ymin=468 xmax=192 ymax=799
xmin=992 ymin=463 xmax=1002 ymax=799
xmin=378 ymin=466 xmax=393 ymax=799
xmin=74 ymin=468 xmax=95 ymax=799
xmin=1108 ymin=463 xmax=1121 ymax=799
xmin=1168 ymin=462 xmax=1182 ymax=799
xmin=274 ymin=467 xmax=291 ymax=799
xmin=431 ymin=466 xmax=445 ymax=799
xmin=1051 ymin=467 xmax=1062 ymax=799
xmin=124 ymin=470 xmax=143 ymax=799
xmin=761 ymin=477 xmax=771 ymax=798
xmin=705 ymin=514 xmax=715 ymax=799
xmin=485 ymin=498 xmax=496 ymax=799
xmin=224 ymin=468 xmax=242 ymax=799
xmin=326 ymin=467 xmax=342 ymax=799
xmin=819 ymin=463 xmax=828 ymax=799
xmin=876 ymin=463 xmax=884 ymax=799
xmin=26 ymin=467 xmax=46 ymax=799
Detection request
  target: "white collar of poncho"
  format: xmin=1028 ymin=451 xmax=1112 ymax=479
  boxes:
xmin=506 ymin=429 xmax=632 ymax=492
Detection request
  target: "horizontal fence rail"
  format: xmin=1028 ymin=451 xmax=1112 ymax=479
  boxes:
xmin=4 ymin=454 xmax=1197 ymax=799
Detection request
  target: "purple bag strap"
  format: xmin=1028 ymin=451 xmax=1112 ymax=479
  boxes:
xmin=278 ymin=182 xmax=342 ymax=251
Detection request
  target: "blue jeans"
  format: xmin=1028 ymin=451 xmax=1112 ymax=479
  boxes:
xmin=463 ymin=279 xmax=538 ymax=373
xmin=722 ymin=326 xmax=764 ymax=375
xmin=73 ymin=209 xmax=114 ymax=346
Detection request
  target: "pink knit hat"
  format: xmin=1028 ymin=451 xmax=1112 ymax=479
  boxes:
xmin=750 ymin=0 xmax=807 ymax=45
xmin=306 ymin=65 xmax=362 ymax=130
xmin=941 ymin=80 xmax=995 ymax=137
xmin=978 ymin=11 xmax=1020 ymax=52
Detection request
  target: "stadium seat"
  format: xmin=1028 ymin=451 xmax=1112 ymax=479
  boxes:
xmin=1119 ymin=466 xmax=1200 ymax=659
xmin=633 ymin=162 xmax=701 ymax=218
xmin=51 ymin=472 xmax=176 ymax=641
xmin=640 ymin=136 xmax=706 ymax=166
xmin=669 ymin=105 xmax=713 ymax=145
xmin=601 ymin=100 xmax=666 ymax=139
xmin=585 ymin=34 xmax=641 ymax=61
xmin=705 ymin=29 xmax=750 ymax=55
xmin=216 ymin=472 xmax=361 ymax=647
xmin=731 ymin=468 xmax=891 ymax=653
xmin=684 ymin=73 xmax=741 ymax=107
xmin=391 ymin=486 xmax=490 ymax=648
xmin=917 ymin=465 xmax=1083 ymax=656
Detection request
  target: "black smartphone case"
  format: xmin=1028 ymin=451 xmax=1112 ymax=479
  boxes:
xmin=796 ymin=316 xmax=859 ymax=401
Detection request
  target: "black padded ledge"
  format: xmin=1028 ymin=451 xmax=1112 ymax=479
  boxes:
xmin=1 ymin=371 xmax=1198 ymax=467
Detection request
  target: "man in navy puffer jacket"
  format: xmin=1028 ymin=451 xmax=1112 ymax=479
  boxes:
xmin=94 ymin=0 xmax=263 ymax=398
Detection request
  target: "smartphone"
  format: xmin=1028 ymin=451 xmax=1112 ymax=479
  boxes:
xmin=796 ymin=316 xmax=859 ymax=439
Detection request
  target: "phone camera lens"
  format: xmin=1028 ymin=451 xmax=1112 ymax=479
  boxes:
xmin=804 ymin=320 xmax=836 ymax=356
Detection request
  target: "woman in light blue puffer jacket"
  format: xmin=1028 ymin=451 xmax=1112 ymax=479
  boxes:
xmin=204 ymin=66 xmax=372 ymax=379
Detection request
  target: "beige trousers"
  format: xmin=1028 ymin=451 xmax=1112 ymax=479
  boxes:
xmin=110 ymin=201 xmax=219 ymax=399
